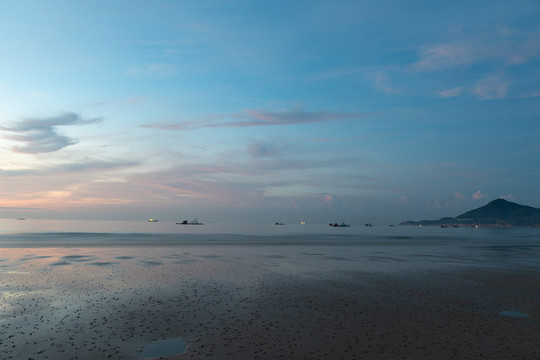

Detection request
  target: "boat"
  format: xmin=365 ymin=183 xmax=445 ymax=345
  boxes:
xmin=176 ymin=217 xmax=204 ymax=225
xmin=148 ymin=218 xmax=159 ymax=222
xmin=300 ymin=220 xmax=306 ymax=225
xmin=275 ymin=222 xmax=285 ymax=225
xmin=329 ymin=221 xmax=350 ymax=227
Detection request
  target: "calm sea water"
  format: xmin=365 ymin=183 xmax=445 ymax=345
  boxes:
xmin=3 ymin=218 xmax=540 ymax=237
xmin=0 ymin=218 xmax=539 ymax=269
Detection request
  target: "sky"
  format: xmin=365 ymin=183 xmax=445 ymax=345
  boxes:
xmin=1 ymin=0 xmax=540 ymax=224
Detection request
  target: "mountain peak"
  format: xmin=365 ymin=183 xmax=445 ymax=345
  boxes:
xmin=401 ymin=199 xmax=540 ymax=227
xmin=456 ymin=199 xmax=537 ymax=221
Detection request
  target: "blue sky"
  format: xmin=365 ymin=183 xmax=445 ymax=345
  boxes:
xmin=1 ymin=0 xmax=539 ymax=223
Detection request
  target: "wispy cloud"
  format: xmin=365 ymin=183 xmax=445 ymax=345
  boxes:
xmin=412 ymin=27 xmax=540 ymax=73
xmin=435 ymin=86 xmax=464 ymax=98
xmin=248 ymin=140 xmax=281 ymax=158
xmin=472 ymin=73 xmax=509 ymax=100
xmin=412 ymin=43 xmax=475 ymax=72
xmin=0 ymin=206 xmax=41 ymax=210
xmin=0 ymin=113 xmax=101 ymax=154
xmin=500 ymin=194 xmax=515 ymax=201
xmin=57 ymin=160 xmax=139 ymax=173
xmin=517 ymin=91 xmax=540 ymax=99
xmin=499 ymin=27 xmax=540 ymax=65
xmin=143 ymin=108 xmax=370 ymax=130
xmin=372 ymin=72 xmax=400 ymax=94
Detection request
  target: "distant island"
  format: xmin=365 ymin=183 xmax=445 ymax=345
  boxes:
xmin=401 ymin=199 xmax=540 ymax=228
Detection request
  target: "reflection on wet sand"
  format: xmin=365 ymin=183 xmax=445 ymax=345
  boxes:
xmin=1 ymin=241 xmax=539 ymax=359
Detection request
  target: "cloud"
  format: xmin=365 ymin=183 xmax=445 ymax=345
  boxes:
xmin=454 ymin=192 xmax=465 ymax=201
xmin=472 ymin=73 xmax=509 ymax=100
xmin=58 ymin=160 xmax=139 ymax=173
xmin=0 ymin=206 xmax=41 ymax=210
xmin=248 ymin=141 xmax=280 ymax=158
xmin=517 ymin=91 xmax=540 ymax=99
xmin=372 ymin=72 xmax=400 ymax=94
xmin=412 ymin=43 xmax=475 ymax=72
xmin=435 ymin=87 xmax=464 ymax=98
xmin=500 ymin=27 xmax=540 ymax=65
xmin=0 ymin=112 xmax=101 ymax=154
xmin=322 ymin=194 xmax=335 ymax=207
xmin=143 ymin=108 xmax=370 ymax=130
xmin=473 ymin=190 xmax=485 ymax=200
xmin=0 ymin=159 xmax=138 ymax=177
xmin=412 ymin=27 xmax=540 ymax=73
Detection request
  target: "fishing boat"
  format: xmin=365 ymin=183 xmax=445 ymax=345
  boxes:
xmin=148 ymin=218 xmax=159 ymax=222
xmin=176 ymin=217 xmax=204 ymax=225
xmin=329 ymin=221 xmax=350 ymax=227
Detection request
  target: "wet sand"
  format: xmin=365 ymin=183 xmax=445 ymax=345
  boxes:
xmin=1 ymin=245 xmax=539 ymax=359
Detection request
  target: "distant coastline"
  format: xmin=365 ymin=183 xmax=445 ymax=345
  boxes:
xmin=401 ymin=199 xmax=540 ymax=228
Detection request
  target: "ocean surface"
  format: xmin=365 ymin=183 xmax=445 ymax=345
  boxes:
xmin=1 ymin=218 xmax=539 ymax=270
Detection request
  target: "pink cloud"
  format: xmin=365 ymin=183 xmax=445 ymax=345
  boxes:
xmin=323 ymin=194 xmax=334 ymax=204
xmin=473 ymin=190 xmax=485 ymax=200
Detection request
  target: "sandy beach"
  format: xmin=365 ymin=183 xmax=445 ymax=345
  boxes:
xmin=1 ymin=242 xmax=539 ymax=359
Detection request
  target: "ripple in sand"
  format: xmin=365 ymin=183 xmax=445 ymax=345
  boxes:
xmin=139 ymin=337 xmax=188 ymax=359
xmin=21 ymin=255 xmax=52 ymax=260
xmin=50 ymin=260 xmax=71 ymax=266
xmin=63 ymin=255 xmax=95 ymax=262
xmin=138 ymin=260 xmax=163 ymax=267
xmin=262 ymin=254 xmax=286 ymax=259
xmin=325 ymin=255 xmax=354 ymax=261
xmin=197 ymin=254 xmax=221 ymax=259
xmin=173 ymin=259 xmax=202 ymax=264
xmin=87 ymin=261 xmax=118 ymax=267
xmin=498 ymin=310 xmax=530 ymax=318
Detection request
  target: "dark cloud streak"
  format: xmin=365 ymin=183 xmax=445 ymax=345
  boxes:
xmin=0 ymin=112 xmax=101 ymax=154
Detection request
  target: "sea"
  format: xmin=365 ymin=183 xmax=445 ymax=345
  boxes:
xmin=1 ymin=218 xmax=539 ymax=270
